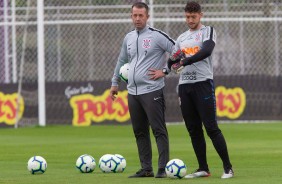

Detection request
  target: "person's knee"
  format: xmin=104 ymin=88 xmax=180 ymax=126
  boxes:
xmin=206 ymin=126 xmax=222 ymax=139
xmin=203 ymin=120 xmax=221 ymax=138
xmin=152 ymin=127 xmax=168 ymax=138
xmin=133 ymin=127 xmax=149 ymax=138
xmin=187 ymin=127 xmax=204 ymax=139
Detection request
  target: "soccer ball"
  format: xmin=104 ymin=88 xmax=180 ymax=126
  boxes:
xmin=119 ymin=63 xmax=129 ymax=83
xmin=99 ymin=154 xmax=121 ymax=173
xmin=165 ymin=159 xmax=187 ymax=179
xmin=76 ymin=154 xmax=96 ymax=173
xmin=114 ymin=154 xmax=126 ymax=172
xmin=27 ymin=156 xmax=47 ymax=174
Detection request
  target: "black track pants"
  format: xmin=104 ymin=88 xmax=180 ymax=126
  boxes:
xmin=179 ymin=80 xmax=232 ymax=171
xmin=128 ymin=88 xmax=169 ymax=171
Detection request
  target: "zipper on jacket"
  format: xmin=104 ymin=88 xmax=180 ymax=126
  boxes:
xmin=133 ymin=31 xmax=139 ymax=95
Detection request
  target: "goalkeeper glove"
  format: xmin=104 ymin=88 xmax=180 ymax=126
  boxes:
xmin=170 ymin=49 xmax=185 ymax=61
xmin=171 ymin=60 xmax=184 ymax=74
xmin=168 ymin=49 xmax=185 ymax=70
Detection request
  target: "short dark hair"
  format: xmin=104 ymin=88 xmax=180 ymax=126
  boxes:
xmin=132 ymin=2 xmax=149 ymax=14
xmin=184 ymin=1 xmax=202 ymax=13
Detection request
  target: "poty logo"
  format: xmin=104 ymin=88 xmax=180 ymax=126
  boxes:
xmin=216 ymin=86 xmax=246 ymax=119
xmin=0 ymin=92 xmax=24 ymax=125
xmin=70 ymin=89 xmax=129 ymax=126
xmin=142 ymin=39 xmax=151 ymax=48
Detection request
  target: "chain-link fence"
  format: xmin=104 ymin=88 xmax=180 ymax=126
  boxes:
xmin=0 ymin=0 xmax=282 ymax=126
xmin=1 ymin=0 xmax=281 ymax=83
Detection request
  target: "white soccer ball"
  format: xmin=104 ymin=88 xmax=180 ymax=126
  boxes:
xmin=99 ymin=154 xmax=121 ymax=173
xmin=27 ymin=156 xmax=47 ymax=174
xmin=165 ymin=159 xmax=187 ymax=179
xmin=76 ymin=154 xmax=96 ymax=173
xmin=119 ymin=63 xmax=129 ymax=83
xmin=114 ymin=154 xmax=126 ymax=172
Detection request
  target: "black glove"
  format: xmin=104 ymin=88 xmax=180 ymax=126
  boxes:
xmin=171 ymin=61 xmax=184 ymax=74
xmin=167 ymin=49 xmax=185 ymax=70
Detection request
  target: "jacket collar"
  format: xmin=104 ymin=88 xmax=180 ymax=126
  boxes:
xmin=136 ymin=25 xmax=149 ymax=34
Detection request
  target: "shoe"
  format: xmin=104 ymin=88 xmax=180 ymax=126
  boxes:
xmin=155 ymin=168 xmax=166 ymax=178
xmin=128 ymin=169 xmax=154 ymax=178
xmin=184 ymin=169 xmax=211 ymax=179
xmin=221 ymin=168 xmax=234 ymax=179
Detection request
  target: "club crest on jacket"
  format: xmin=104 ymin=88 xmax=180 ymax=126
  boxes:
xmin=142 ymin=39 xmax=151 ymax=48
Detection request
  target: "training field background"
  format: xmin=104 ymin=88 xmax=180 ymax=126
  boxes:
xmin=0 ymin=123 xmax=282 ymax=184
xmin=0 ymin=1 xmax=282 ymax=184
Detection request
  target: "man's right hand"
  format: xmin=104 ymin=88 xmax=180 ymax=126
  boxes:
xmin=171 ymin=62 xmax=184 ymax=74
xmin=110 ymin=86 xmax=118 ymax=101
xmin=168 ymin=49 xmax=185 ymax=70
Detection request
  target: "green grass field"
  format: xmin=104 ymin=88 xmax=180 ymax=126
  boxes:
xmin=0 ymin=123 xmax=282 ymax=184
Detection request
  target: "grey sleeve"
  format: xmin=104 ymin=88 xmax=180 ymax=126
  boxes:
xmin=166 ymin=38 xmax=181 ymax=72
xmin=156 ymin=32 xmax=175 ymax=72
xmin=156 ymin=31 xmax=175 ymax=54
xmin=170 ymin=38 xmax=181 ymax=56
xmin=111 ymin=36 xmax=128 ymax=86
xmin=203 ymin=26 xmax=216 ymax=43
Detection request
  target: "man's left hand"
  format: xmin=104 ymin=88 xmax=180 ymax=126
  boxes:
xmin=171 ymin=61 xmax=184 ymax=74
xmin=148 ymin=69 xmax=165 ymax=80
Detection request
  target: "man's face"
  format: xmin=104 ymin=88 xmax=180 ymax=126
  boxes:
xmin=185 ymin=12 xmax=203 ymax=30
xmin=131 ymin=7 xmax=149 ymax=30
